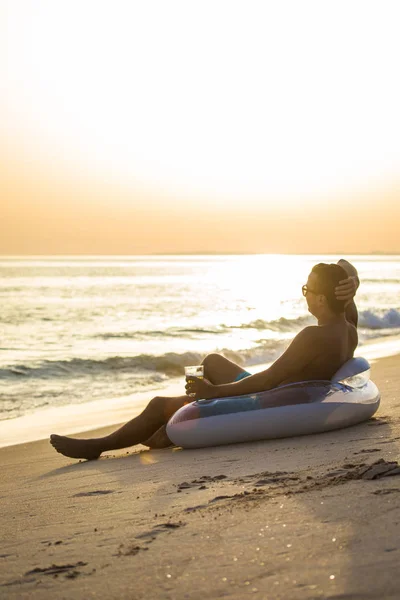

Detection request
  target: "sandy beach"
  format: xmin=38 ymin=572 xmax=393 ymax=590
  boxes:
xmin=1 ymin=353 xmax=400 ymax=599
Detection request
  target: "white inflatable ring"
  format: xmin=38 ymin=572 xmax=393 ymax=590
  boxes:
xmin=166 ymin=357 xmax=380 ymax=448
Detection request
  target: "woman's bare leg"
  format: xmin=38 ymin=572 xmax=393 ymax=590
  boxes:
xmin=142 ymin=425 xmax=174 ymax=449
xmin=50 ymin=394 xmax=190 ymax=460
xmin=50 ymin=353 xmax=248 ymax=459
xmin=201 ymin=353 xmax=248 ymax=384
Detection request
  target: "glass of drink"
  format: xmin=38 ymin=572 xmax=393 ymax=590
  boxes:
xmin=185 ymin=365 xmax=204 ymax=398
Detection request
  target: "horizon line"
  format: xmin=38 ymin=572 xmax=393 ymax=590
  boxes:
xmin=1 ymin=251 xmax=399 ymax=257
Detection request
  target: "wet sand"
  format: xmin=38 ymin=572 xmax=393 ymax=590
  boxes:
xmin=1 ymin=353 xmax=400 ymax=599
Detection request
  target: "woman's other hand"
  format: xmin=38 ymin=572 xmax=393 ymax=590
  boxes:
xmin=335 ymin=275 xmax=359 ymax=305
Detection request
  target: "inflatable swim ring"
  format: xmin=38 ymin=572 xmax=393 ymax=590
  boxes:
xmin=166 ymin=357 xmax=380 ymax=448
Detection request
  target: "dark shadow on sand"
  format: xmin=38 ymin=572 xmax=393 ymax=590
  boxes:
xmin=38 ymin=445 xmax=173 ymax=480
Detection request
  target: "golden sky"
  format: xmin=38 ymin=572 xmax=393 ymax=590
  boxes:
xmin=1 ymin=1 xmax=400 ymax=254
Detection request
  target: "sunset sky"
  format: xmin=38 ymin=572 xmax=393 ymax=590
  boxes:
xmin=1 ymin=0 xmax=399 ymax=254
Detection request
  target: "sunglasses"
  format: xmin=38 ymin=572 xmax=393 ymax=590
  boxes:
xmin=302 ymin=284 xmax=319 ymax=297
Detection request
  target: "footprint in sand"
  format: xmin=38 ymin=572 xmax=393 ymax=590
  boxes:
xmin=176 ymin=475 xmax=227 ymax=492
xmin=25 ymin=562 xmax=88 ymax=579
xmin=73 ymin=490 xmax=115 ymax=497
xmin=116 ymin=545 xmax=149 ymax=557
xmin=135 ymin=521 xmax=186 ymax=543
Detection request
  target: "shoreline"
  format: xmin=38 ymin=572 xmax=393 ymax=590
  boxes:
xmin=1 ymin=352 xmax=399 ymax=599
xmin=1 ymin=334 xmax=399 ymax=450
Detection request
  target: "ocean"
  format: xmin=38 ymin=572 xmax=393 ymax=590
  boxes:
xmin=1 ymin=254 xmax=400 ymax=424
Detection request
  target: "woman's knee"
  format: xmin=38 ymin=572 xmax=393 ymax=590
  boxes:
xmin=148 ymin=395 xmax=167 ymax=413
xmin=147 ymin=395 xmax=187 ymax=423
xmin=202 ymin=353 xmax=223 ymax=371
xmin=145 ymin=396 xmax=171 ymax=428
xmin=201 ymin=353 xmax=243 ymax=385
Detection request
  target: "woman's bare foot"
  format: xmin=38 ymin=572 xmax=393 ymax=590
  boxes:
xmin=50 ymin=434 xmax=102 ymax=460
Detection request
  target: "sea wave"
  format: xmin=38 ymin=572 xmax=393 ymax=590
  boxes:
xmin=95 ymin=316 xmax=315 ymax=341
xmin=2 ymin=352 xmax=203 ymax=379
xmin=358 ymin=308 xmax=400 ymax=330
xmin=224 ymin=315 xmax=314 ymax=332
xmin=3 ymin=309 xmax=400 ymax=381
xmin=93 ymin=309 xmax=400 ymax=342
xmin=95 ymin=327 xmax=225 ymax=340
xmin=231 ymin=308 xmax=400 ymax=333
xmin=1 ymin=339 xmax=288 ymax=381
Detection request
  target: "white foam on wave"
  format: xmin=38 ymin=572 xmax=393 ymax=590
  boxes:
xmin=359 ymin=308 xmax=400 ymax=329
